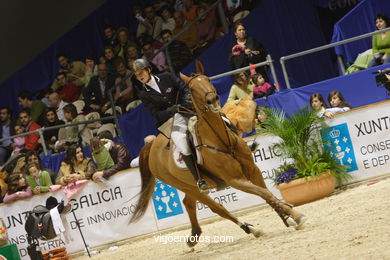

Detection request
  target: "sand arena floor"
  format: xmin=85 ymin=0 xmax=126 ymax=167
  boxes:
xmin=74 ymin=178 xmax=390 ymax=260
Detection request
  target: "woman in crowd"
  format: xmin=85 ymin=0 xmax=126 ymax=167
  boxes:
xmin=58 ymin=104 xmax=93 ymax=146
xmin=56 ymin=144 xmax=96 ymax=186
xmin=368 ymin=13 xmax=390 ymax=68
xmin=26 ymin=162 xmax=52 ymax=195
xmin=42 ymin=108 xmax=65 ymax=154
xmin=229 ymin=22 xmax=269 ymax=81
xmin=310 ymin=93 xmax=334 ymax=118
xmin=84 ymin=56 xmax=98 ymax=87
xmin=326 ymin=91 xmax=352 ymax=115
xmin=227 ymin=71 xmax=254 ymax=103
xmin=3 ymin=173 xmax=32 ymax=203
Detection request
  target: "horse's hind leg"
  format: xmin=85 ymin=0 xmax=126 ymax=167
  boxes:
xmin=228 ymin=178 xmax=307 ymax=229
xmin=183 ymin=189 xmax=263 ymax=247
xmin=182 ymin=194 xmax=202 ymax=247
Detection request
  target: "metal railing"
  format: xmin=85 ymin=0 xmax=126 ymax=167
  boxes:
xmin=210 ymin=54 xmax=279 ymax=91
xmin=280 ymin=27 xmax=390 ymax=89
xmin=0 ymin=116 xmax=114 ymax=156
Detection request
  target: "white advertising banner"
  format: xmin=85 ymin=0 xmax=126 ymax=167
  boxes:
xmin=1 ymin=171 xmax=157 ymax=259
xmin=2 ymin=100 xmax=390 ymax=259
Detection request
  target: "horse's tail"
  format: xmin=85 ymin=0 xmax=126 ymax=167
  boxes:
xmin=130 ymin=142 xmax=155 ymax=223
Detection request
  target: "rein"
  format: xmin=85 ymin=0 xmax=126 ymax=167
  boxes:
xmin=186 ymin=75 xmax=238 ymax=156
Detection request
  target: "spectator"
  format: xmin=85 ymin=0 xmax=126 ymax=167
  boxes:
xmin=114 ymin=58 xmax=138 ymax=111
xmin=173 ymin=11 xmax=199 ymax=49
xmin=0 ymin=107 xmax=15 ymax=165
xmin=230 ymin=22 xmax=269 ymax=81
xmin=127 ymin=45 xmax=142 ymax=61
xmin=183 ymin=0 xmax=198 ymax=21
xmin=115 ymin=27 xmax=136 ymax=59
xmin=18 ymin=91 xmax=47 ymax=125
xmin=26 ymin=162 xmax=52 ymax=194
xmin=19 ymin=111 xmax=40 ymax=151
xmin=91 ymin=130 xmax=131 ymax=182
xmin=326 ymin=91 xmax=352 ymax=115
xmin=161 ymin=6 xmax=176 ymax=32
xmin=90 ymin=137 xmax=114 ymax=171
xmin=142 ymin=42 xmax=167 ymax=72
xmin=252 ymin=73 xmax=275 ymax=99
xmin=368 ymin=13 xmax=390 ymax=68
xmin=24 ymin=150 xmax=57 ymax=184
xmin=310 ymin=93 xmax=333 ymax=118
xmin=103 ymin=46 xmax=118 ymax=75
xmin=42 ymin=108 xmax=65 ymax=153
xmin=58 ymin=104 xmax=93 ymax=146
xmin=83 ymin=63 xmax=116 ymax=114
xmin=255 ymin=105 xmax=268 ymax=129
xmin=227 ymin=71 xmax=254 ymax=103
xmin=56 ymin=144 xmax=96 ymax=186
xmin=11 ymin=124 xmax=25 ymax=156
xmin=48 ymin=91 xmax=68 ymax=121
xmin=55 ymin=72 xmax=81 ymax=103
xmin=193 ymin=5 xmax=216 ymax=56
xmin=84 ymin=56 xmax=98 ymax=87
xmin=51 ymin=54 xmax=86 ymax=90
xmin=136 ymin=5 xmax=163 ymax=40
xmin=103 ymin=25 xmax=118 ymax=47
xmin=3 ymin=173 xmax=32 ymax=203
xmin=160 ymin=29 xmax=192 ymax=72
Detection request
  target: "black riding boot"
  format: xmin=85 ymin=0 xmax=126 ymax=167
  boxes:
xmin=182 ymin=155 xmax=208 ymax=192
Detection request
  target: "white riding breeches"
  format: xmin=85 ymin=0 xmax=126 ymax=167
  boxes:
xmin=171 ymin=113 xmax=191 ymax=155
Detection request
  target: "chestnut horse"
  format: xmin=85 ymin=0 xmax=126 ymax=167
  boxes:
xmin=130 ymin=73 xmax=307 ymax=247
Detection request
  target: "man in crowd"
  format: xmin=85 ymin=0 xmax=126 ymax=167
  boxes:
xmin=19 ymin=111 xmax=41 ymax=151
xmin=91 ymin=130 xmax=131 ymax=181
xmin=56 ymin=72 xmax=81 ymax=103
xmin=115 ymin=27 xmax=136 ymax=59
xmin=160 ymin=29 xmax=192 ymax=72
xmin=18 ymin=91 xmax=47 ymax=126
xmin=83 ymin=63 xmax=115 ymax=114
xmin=51 ymin=54 xmax=86 ymax=90
xmin=142 ymin=42 xmax=166 ymax=72
xmin=136 ymin=5 xmax=163 ymax=40
xmin=103 ymin=25 xmax=118 ymax=47
xmin=114 ymin=58 xmax=138 ymax=112
xmin=0 ymin=107 xmax=15 ymax=165
xmin=173 ymin=11 xmax=198 ymax=50
xmin=48 ymin=92 xmax=68 ymax=121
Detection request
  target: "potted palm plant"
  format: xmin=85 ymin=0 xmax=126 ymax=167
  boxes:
xmin=258 ymin=107 xmax=351 ymax=206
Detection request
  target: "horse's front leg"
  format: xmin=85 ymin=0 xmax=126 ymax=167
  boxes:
xmin=182 ymin=194 xmax=202 ymax=247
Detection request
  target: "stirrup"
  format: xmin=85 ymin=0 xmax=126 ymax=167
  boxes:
xmin=268 ymin=200 xmax=295 ymax=227
xmin=197 ymin=179 xmax=209 ymax=193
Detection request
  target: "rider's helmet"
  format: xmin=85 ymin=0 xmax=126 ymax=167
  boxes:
xmin=132 ymin=58 xmax=150 ymax=73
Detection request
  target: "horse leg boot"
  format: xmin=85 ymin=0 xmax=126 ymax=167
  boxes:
xmin=182 ymin=155 xmax=208 ymax=192
xmin=267 ymin=197 xmax=307 ymax=230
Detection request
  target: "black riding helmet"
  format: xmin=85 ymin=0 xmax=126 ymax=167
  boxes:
xmin=132 ymin=58 xmax=151 ymax=72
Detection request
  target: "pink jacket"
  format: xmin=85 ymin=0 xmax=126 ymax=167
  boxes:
xmin=3 ymin=186 xmax=33 ymax=203
xmin=253 ymin=82 xmax=272 ymax=95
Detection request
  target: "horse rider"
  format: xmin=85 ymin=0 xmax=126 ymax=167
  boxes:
xmin=131 ymin=58 xmax=208 ymax=191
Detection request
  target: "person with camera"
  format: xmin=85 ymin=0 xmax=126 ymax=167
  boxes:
xmin=131 ymin=59 xmax=208 ymax=191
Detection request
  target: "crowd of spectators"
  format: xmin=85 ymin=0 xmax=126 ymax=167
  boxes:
xmin=0 ymin=0 xmax=261 ymax=204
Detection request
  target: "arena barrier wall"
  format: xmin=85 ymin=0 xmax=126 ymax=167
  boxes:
xmin=2 ymin=100 xmax=390 ymax=259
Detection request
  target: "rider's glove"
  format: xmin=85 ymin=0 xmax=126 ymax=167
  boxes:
xmin=166 ymin=104 xmax=180 ymax=116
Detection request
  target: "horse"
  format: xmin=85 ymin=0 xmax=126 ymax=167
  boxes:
xmin=130 ymin=72 xmax=307 ymax=247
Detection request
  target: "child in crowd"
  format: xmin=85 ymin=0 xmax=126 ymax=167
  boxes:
xmin=11 ymin=124 xmax=25 ymax=156
xmin=310 ymin=93 xmax=334 ymax=118
xmin=26 ymin=162 xmax=53 ymax=194
xmin=255 ymin=105 xmax=268 ymax=129
xmin=90 ymin=137 xmax=114 ymax=171
xmin=3 ymin=173 xmax=32 ymax=203
xmin=326 ymin=91 xmax=352 ymax=115
xmin=252 ymin=73 xmax=275 ymax=99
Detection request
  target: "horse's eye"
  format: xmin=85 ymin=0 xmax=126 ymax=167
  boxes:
xmin=215 ymin=95 xmax=220 ymax=100
xmin=207 ymin=100 xmax=212 ymax=105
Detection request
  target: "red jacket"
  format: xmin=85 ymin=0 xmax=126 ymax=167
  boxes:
xmin=25 ymin=121 xmax=41 ymax=151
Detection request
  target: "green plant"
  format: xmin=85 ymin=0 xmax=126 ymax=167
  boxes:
xmin=258 ymin=107 xmax=351 ymax=185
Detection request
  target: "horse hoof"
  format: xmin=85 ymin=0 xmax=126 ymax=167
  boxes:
xmin=286 ymin=217 xmax=297 ymax=227
xmin=294 ymin=215 xmax=307 ymax=230
xmin=251 ymin=228 xmax=264 ymax=238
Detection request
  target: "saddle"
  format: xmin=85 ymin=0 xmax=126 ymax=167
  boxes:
xmin=25 ymin=197 xmax=66 ymax=241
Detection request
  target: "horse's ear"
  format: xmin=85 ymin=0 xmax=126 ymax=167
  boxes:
xmin=180 ymin=73 xmax=190 ymax=84
xmin=195 ymin=60 xmax=204 ymax=75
